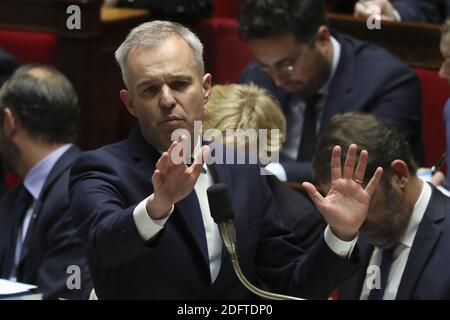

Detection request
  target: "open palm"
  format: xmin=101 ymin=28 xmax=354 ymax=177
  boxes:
xmin=303 ymin=144 xmax=383 ymax=241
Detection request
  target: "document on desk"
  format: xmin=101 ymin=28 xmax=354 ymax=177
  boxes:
xmin=0 ymin=278 xmax=36 ymax=295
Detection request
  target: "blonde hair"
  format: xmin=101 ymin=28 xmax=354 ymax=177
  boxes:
xmin=203 ymin=83 xmax=286 ymax=159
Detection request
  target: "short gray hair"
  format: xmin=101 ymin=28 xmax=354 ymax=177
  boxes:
xmin=115 ymin=20 xmax=205 ymax=88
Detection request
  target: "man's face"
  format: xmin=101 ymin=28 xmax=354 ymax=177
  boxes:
xmin=439 ymin=33 xmax=450 ymax=85
xmin=359 ymin=180 xmax=410 ymax=248
xmin=320 ymin=176 xmax=410 ymax=249
xmin=120 ymin=35 xmax=212 ymax=152
xmin=248 ymin=33 xmax=331 ymax=97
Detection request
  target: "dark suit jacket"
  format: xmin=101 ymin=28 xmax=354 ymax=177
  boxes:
xmin=339 ymin=186 xmax=450 ymax=300
xmin=394 ymin=0 xmax=450 ymax=24
xmin=69 ymin=126 xmax=361 ymax=300
xmin=0 ymin=146 xmax=91 ymax=300
xmin=266 ymin=175 xmax=325 ymax=250
xmin=0 ymin=48 xmax=20 ymax=85
xmin=240 ymin=32 xmax=423 ymax=182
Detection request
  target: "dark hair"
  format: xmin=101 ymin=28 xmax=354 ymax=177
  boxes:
xmin=0 ymin=64 xmax=79 ymax=143
xmin=313 ymin=112 xmax=417 ymax=185
xmin=237 ymin=0 xmax=328 ymax=43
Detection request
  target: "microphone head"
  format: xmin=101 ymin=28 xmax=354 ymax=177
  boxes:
xmin=207 ymin=183 xmax=234 ymax=224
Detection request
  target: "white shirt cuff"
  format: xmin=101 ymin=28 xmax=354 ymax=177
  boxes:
xmin=133 ymin=193 xmax=174 ymax=241
xmin=264 ymin=162 xmax=287 ymax=181
xmin=324 ymin=225 xmax=358 ymax=259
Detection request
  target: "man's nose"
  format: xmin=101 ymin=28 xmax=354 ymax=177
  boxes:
xmin=160 ymin=84 xmax=176 ymax=109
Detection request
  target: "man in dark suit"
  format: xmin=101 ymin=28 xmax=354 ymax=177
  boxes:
xmin=238 ymin=0 xmax=423 ymax=183
xmin=0 ymin=49 xmax=20 ymax=197
xmin=69 ymin=20 xmax=384 ymax=299
xmin=355 ymin=0 xmax=450 ymax=24
xmin=312 ymin=112 xmax=450 ymax=299
xmin=0 ymin=65 xmax=91 ymax=299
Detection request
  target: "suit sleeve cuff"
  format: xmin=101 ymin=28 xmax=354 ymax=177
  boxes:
xmin=324 ymin=225 xmax=358 ymax=259
xmin=264 ymin=162 xmax=287 ymax=181
xmin=133 ymin=193 xmax=173 ymax=241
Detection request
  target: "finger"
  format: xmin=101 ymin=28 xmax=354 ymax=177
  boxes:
xmin=151 ymin=169 xmax=162 ymax=191
xmin=343 ymin=144 xmax=358 ymax=180
xmin=302 ymin=182 xmax=325 ymax=210
xmin=354 ymin=2 xmax=369 ymax=17
xmin=155 ymin=152 xmax=170 ymax=175
xmin=431 ymin=171 xmax=446 ymax=186
xmin=189 ymin=145 xmax=210 ymax=175
xmin=331 ymin=145 xmax=342 ymax=181
xmin=354 ymin=149 xmax=368 ymax=183
xmin=364 ymin=167 xmax=383 ymax=197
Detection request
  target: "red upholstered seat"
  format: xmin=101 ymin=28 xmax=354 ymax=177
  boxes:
xmin=195 ymin=17 xmax=253 ymax=84
xmin=0 ymin=29 xmax=57 ymax=65
xmin=415 ymin=68 xmax=450 ymax=167
xmin=212 ymin=0 xmax=243 ymax=18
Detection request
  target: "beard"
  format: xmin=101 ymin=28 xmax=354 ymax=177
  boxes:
xmin=360 ymin=185 xmax=411 ymax=249
xmin=0 ymin=128 xmax=21 ymax=173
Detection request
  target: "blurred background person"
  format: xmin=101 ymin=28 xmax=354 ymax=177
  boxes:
xmin=238 ymin=0 xmax=423 ymax=183
xmin=203 ymin=83 xmax=325 ymax=249
xmin=0 ymin=65 xmax=91 ymax=299
xmin=355 ymin=0 xmax=450 ymax=24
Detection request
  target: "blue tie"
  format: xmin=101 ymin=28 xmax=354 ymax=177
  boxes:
xmin=297 ymin=93 xmax=322 ymax=162
xmin=367 ymin=245 xmax=397 ymax=300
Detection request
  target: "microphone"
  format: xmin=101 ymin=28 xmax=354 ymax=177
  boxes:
xmin=207 ymin=183 xmax=303 ymax=300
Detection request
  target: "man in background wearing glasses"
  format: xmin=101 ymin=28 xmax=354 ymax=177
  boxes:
xmin=238 ymin=0 xmax=423 ymax=183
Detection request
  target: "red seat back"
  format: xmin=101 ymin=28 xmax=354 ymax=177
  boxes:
xmin=0 ymin=29 xmax=57 ymax=65
xmin=195 ymin=17 xmax=253 ymax=84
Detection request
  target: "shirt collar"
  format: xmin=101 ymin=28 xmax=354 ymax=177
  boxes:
xmin=318 ymin=36 xmax=341 ymax=96
xmin=398 ymin=181 xmax=432 ymax=248
xmin=24 ymin=144 xmax=73 ymax=200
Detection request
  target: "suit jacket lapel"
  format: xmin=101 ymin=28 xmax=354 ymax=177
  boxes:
xmin=396 ymin=188 xmax=444 ymax=299
xmin=17 ymin=146 xmax=81 ymax=271
xmin=320 ymin=33 xmax=355 ymax=131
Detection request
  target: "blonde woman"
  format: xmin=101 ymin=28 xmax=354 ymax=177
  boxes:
xmin=204 ymin=83 xmax=325 ymax=249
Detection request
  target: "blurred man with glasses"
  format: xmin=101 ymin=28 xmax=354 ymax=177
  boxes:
xmin=238 ymin=0 xmax=423 ymax=183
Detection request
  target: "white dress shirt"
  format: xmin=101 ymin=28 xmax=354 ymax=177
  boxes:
xmin=359 ymin=181 xmax=431 ymax=300
xmin=266 ymin=36 xmax=342 ymax=181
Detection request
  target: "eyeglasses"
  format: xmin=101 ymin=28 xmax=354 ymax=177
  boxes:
xmin=260 ymin=36 xmax=316 ymax=78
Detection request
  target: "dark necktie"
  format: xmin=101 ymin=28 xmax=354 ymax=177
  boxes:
xmin=367 ymin=245 xmax=397 ymax=300
xmin=297 ymin=93 xmax=322 ymax=162
xmin=1 ymin=185 xmax=32 ymax=279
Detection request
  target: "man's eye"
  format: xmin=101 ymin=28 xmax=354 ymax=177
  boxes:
xmin=171 ymin=80 xmax=189 ymax=91
xmin=143 ymin=86 xmax=159 ymax=95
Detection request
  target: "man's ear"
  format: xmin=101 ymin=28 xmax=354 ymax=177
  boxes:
xmin=2 ymin=107 xmax=17 ymax=138
xmin=202 ymin=73 xmax=212 ymax=105
xmin=119 ymin=89 xmax=137 ymax=118
xmin=390 ymin=159 xmax=410 ymax=189
xmin=315 ymin=25 xmax=331 ymax=48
